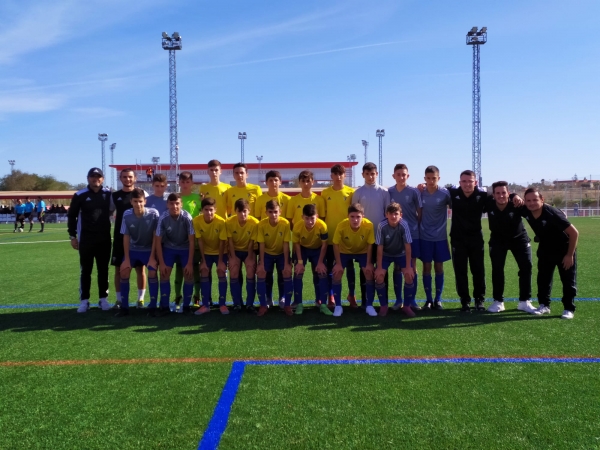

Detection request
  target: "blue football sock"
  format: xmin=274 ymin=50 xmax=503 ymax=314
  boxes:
xmin=200 ymin=276 xmax=211 ymax=307
xmin=230 ymin=278 xmax=241 ymax=306
xmin=435 ymin=273 xmax=444 ymax=302
xmin=375 ymin=282 xmax=387 ymax=307
xmin=284 ymin=277 xmax=293 ymax=306
xmin=246 ymin=278 xmax=256 ymax=307
xmin=148 ymin=277 xmax=159 ymax=309
xmin=183 ymin=281 xmax=193 ymax=307
xmin=318 ymin=274 xmax=328 ymax=305
xmin=392 ymin=270 xmax=403 ymax=306
xmin=257 ymin=277 xmax=267 ymax=307
xmin=332 ymin=280 xmax=342 ymax=306
xmin=159 ymin=281 xmax=171 ymax=309
xmin=423 ymin=274 xmax=433 ymax=303
xmin=411 ymin=273 xmax=419 ymax=305
xmin=346 ymin=263 xmax=356 ymax=295
xmin=218 ymin=277 xmax=227 ymax=306
xmin=120 ymin=278 xmax=130 ymax=310
xmin=293 ymin=273 xmax=304 ymax=305
xmin=366 ymin=279 xmax=375 ymax=306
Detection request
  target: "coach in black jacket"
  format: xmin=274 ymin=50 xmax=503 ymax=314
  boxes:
xmin=67 ymin=167 xmax=114 ymax=313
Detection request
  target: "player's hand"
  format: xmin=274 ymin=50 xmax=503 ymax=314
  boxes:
xmin=374 ymin=267 xmax=386 ymax=282
xmin=363 ymin=263 xmax=374 ymax=278
xmin=284 ymin=263 xmax=292 ymax=275
xmin=120 ymin=260 xmax=131 ymax=278
xmin=218 ymin=261 xmax=227 ymax=273
xmin=230 ymin=256 xmax=240 ymax=268
xmin=184 ymin=263 xmax=194 ymax=278
xmin=512 ymin=195 xmax=524 ymax=207
xmin=148 ymin=257 xmax=157 ymax=271
xmin=402 ymin=267 xmax=414 ymax=284
xmin=562 ymin=255 xmax=574 ymax=270
xmin=332 ymin=263 xmax=344 ymax=277
xmin=294 ymin=262 xmax=305 ymax=275
xmin=417 ymin=183 xmax=426 ymax=192
xmin=160 ymin=264 xmax=170 ymax=279
xmin=200 ymin=261 xmax=208 ymax=272
xmin=70 ymin=238 xmax=79 ymax=250
xmin=315 ymin=262 xmax=327 ymax=276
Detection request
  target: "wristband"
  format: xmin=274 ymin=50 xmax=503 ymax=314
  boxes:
xmin=297 ymin=260 xmax=304 ymax=265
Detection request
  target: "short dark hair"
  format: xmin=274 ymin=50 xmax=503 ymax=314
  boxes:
xmin=460 ymin=170 xmax=476 ymax=178
xmin=207 ymin=159 xmax=221 ymax=168
xmin=265 ymin=170 xmax=281 ymax=182
xmin=179 ymin=171 xmax=193 ymax=181
xmin=152 ymin=173 xmax=167 ymax=183
xmin=234 ymin=198 xmax=250 ymax=211
xmin=393 ymin=164 xmax=408 ymax=172
xmin=120 ymin=167 xmax=135 ymax=175
xmin=492 ymin=181 xmax=508 ymax=193
xmin=302 ymin=204 xmax=317 ymax=216
xmin=25 ymin=196 xmax=29 ymax=201
xmin=266 ymin=199 xmax=280 ymax=211
xmin=425 ymin=165 xmax=439 ymax=175
xmin=201 ymin=197 xmax=216 ymax=209
xmin=298 ymin=170 xmax=313 ymax=181
xmin=330 ymin=164 xmax=345 ymax=175
xmin=131 ymin=188 xmax=146 ymax=199
xmin=524 ymin=188 xmax=544 ymax=200
xmin=348 ymin=203 xmax=364 ymax=215
xmin=362 ymin=162 xmax=377 ymax=173
xmin=386 ymin=202 xmax=402 ymax=214
xmin=232 ymin=163 xmax=247 ymax=171
xmin=167 ymin=193 xmax=181 ymax=202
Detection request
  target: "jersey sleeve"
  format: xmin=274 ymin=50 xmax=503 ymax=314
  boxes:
xmin=316 ymin=195 xmax=326 ymax=218
xmin=283 ymin=221 xmax=291 ymax=243
xmin=375 ymin=221 xmax=384 ymax=246
xmin=155 ymin=214 xmax=165 ymax=236
xmin=192 ymin=217 xmax=202 ymax=237
xmin=366 ymin=223 xmax=375 ymax=245
xmin=256 ymin=223 xmax=265 ymax=243
xmin=185 ymin=214 xmax=195 ymax=236
xmin=120 ymin=215 xmax=129 ymax=235
xmin=319 ymin=221 xmax=328 ymax=241
xmin=401 ymin=220 xmax=413 ymax=244
xmin=250 ymin=222 xmax=258 ymax=242
xmin=414 ymin=189 xmax=423 ymax=208
xmin=67 ymin=193 xmax=81 ymax=237
xmin=226 ymin=221 xmax=233 ymax=238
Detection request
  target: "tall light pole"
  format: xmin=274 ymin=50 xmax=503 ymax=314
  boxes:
xmin=152 ymin=156 xmax=160 ymax=174
xmin=256 ymin=155 xmax=263 ymax=185
xmin=98 ymin=133 xmax=108 ymax=178
xmin=376 ymin=129 xmax=385 ymax=185
xmin=8 ymin=160 xmax=15 ymax=173
xmin=347 ymin=154 xmax=357 ymax=187
xmin=238 ymin=132 xmax=247 ymax=163
xmin=162 ymin=31 xmax=182 ymax=190
xmin=466 ymin=26 xmax=487 ymax=186
xmin=109 ymin=143 xmax=116 ymax=190
xmin=361 ymin=140 xmax=369 ymax=166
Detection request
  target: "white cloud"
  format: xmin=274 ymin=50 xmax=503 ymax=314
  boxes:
xmin=71 ymin=107 xmax=125 ymax=118
xmin=0 ymin=94 xmax=65 ymax=113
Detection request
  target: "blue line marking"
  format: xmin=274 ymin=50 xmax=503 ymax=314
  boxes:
xmin=198 ymin=361 xmax=246 ymax=450
xmin=246 ymin=357 xmax=600 ymax=366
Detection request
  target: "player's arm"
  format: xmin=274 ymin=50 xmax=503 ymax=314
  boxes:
xmin=198 ymin=235 xmax=208 ymax=272
xmin=374 ymin=244 xmax=386 ymax=280
xmin=293 ymin=242 xmax=304 ymax=275
xmin=184 ymin=233 xmax=195 ymax=277
xmin=402 ymin=242 xmax=414 ymax=283
xmin=316 ymin=239 xmax=328 ymax=275
xmin=67 ymin=193 xmax=81 ymax=249
xmin=148 ymin=233 xmax=158 ymax=270
xmin=121 ymin=234 xmax=131 ymax=273
xmin=283 ymin=239 xmax=292 ymax=273
xmin=563 ymin=225 xmax=579 ymax=269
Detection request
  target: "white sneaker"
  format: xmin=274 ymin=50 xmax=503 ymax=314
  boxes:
xmin=333 ymin=306 xmax=343 ymax=317
xmin=518 ymin=300 xmax=541 ymax=315
xmin=169 ymin=301 xmax=177 ymax=312
xmin=365 ymin=306 xmax=377 ymax=317
xmin=99 ymin=298 xmax=111 ymax=311
xmin=537 ymin=305 xmax=551 ymax=315
xmin=561 ymin=310 xmax=574 ymax=320
xmin=487 ymin=301 xmax=505 ymax=313
xmin=77 ymin=300 xmax=90 ymax=313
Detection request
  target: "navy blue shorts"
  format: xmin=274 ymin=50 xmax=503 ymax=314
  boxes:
xmin=293 ymin=247 xmax=322 ymax=266
xmin=339 ymin=253 xmax=368 ymax=269
xmin=162 ymin=248 xmax=190 ymax=268
xmin=124 ymin=250 xmax=151 ymax=268
xmin=410 ymin=238 xmax=421 ymax=259
xmin=263 ymin=253 xmax=288 ymax=272
xmin=419 ymin=240 xmax=451 ymax=263
xmin=204 ymin=254 xmax=228 ymax=268
xmin=381 ymin=255 xmax=410 ymax=271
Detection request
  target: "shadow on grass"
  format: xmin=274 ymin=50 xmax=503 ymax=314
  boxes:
xmin=0 ymin=305 xmax=557 ymax=334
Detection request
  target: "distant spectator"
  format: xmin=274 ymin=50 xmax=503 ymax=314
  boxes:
xmin=146 ymin=167 xmax=154 ymax=182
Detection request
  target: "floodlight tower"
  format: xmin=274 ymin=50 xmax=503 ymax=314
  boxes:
xmin=109 ymin=143 xmax=116 ymax=190
xmin=162 ymin=31 xmax=182 ymax=190
xmin=347 ymin=154 xmax=357 ymax=187
xmin=152 ymin=156 xmax=160 ymax=173
xmin=361 ymin=140 xmax=369 ymax=165
xmin=376 ymin=129 xmax=385 ymax=185
xmin=238 ymin=132 xmax=247 ymax=163
xmin=8 ymin=160 xmax=15 ymax=173
xmin=466 ymin=26 xmax=487 ymax=186
xmin=256 ymin=155 xmax=263 ymax=184
xmin=98 ymin=133 xmax=108 ymax=178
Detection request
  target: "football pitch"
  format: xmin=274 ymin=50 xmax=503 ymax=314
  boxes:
xmin=1 ymin=219 xmax=599 ymax=449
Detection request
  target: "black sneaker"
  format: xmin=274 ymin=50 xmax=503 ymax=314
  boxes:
xmin=460 ymin=304 xmax=471 ymax=313
xmin=147 ymin=308 xmax=158 ymax=317
xmin=433 ymin=301 xmax=444 ymax=310
xmin=159 ymin=307 xmax=171 ymax=317
xmin=247 ymin=305 xmax=257 ymax=314
xmin=423 ymin=301 xmax=433 ymax=310
xmin=174 ymin=296 xmax=182 ymax=307
xmin=475 ymin=300 xmax=485 ymax=312
xmin=115 ymin=309 xmax=129 ymax=317
xmin=233 ymin=305 xmax=242 ymax=312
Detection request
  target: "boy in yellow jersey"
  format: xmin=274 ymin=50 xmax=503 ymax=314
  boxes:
xmin=227 ymin=198 xmax=259 ymax=312
xmin=199 ymin=159 xmax=230 ymax=218
xmin=193 ymin=197 xmax=228 ymax=315
xmin=174 ymin=171 xmax=202 ymax=309
xmin=292 ymin=204 xmax=331 ymax=316
xmin=332 ymin=203 xmax=376 ymax=317
xmin=256 ymin=200 xmax=293 ymax=316
xmin=322 ymin=164 xmax=357 ymax=307
xmin=225 ymin=163 xmax=262 ymax=217
xmin=287 ymin=170 xmax=325 ymax=227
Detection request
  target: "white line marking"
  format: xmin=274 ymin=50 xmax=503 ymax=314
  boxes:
xmin=0 ymin=240 xmax=69 ymax=245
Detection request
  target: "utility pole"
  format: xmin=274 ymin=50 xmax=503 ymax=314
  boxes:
xmin=162 ymin=31 xmax=182 ymax=190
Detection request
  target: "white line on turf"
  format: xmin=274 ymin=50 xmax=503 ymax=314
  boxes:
xmin=0 ymin=240 xmax=70 ymax=245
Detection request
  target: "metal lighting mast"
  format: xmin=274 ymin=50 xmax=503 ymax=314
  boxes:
xmin=98 ymin=133 xmax=108 ymax=178
xmin=8 ymin=160 xmax=15 ymax=173
xmin=162 ymin=31 xmax=182 ymax=190
xmin=466 ymin=26 xmax=487 ymax=186
xmin=109 ymin=143 xmax=116 ymax=190
xmin=376 ymin=129 xmax=385 ymax=185
xmin=347 ymin=154 xmax=357 ymax=187
xmin=361 ymin=140 xmax=369 ymax=166
xmin=152 ymin=156 xmax=160 ymax=174
xmin=238 ymin=132 xmax=247 ymax=163
xmin=256 ymin=155 xmax=263 ymax=185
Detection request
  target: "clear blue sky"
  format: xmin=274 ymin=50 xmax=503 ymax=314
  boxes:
xmin=1 ymin=0 xmax=599 ymax=187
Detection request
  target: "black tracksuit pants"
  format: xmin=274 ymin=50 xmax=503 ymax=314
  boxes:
xmin=79 ymin=236 xmax=111 ymax=301
xmin=451 ymin=237 xmax=485 ymax=304
xmin=489 ymin=238 xmax=532 ymax=301
xmin=537 ymin=250 xmax=577 ymax=312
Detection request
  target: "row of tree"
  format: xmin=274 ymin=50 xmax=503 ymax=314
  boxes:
xmin=0 ymin=170 xmax=86 ymax=191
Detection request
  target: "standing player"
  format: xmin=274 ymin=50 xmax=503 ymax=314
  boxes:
xmin=13 ymin=199 xmax=25 ymax=232
xmin=291 ymin=204 xmax=331 ymax=315
xmin=68 ymin=168 xmax=114 ymax=313
xmin=352 ymin=162 xmax=390 ymax=308
xmin=36 ymin=196 xmax=46 ymax=232
xmin=227 ymin=199 xmax=259 ymax=312
xmin=194 ymin=197 xmax=229 ymax=315
xmin=225 ymin=163 xmax=263 ymax=217
xmin=331 ymin=203 xmax=376 ymax=317
xmin=388 ymin=164 xmax=422 ymax=313
xmin=23 ymin=197 xmax=36 ymax=232
xmin=116 ymin=188 xmax=160 ymax=316
xmin=256 ymin=200 xmax=293 ymax=316
xmin=419 ymin=166 xmax=451 ymax=310
xmin=522 ymin=188 xmax=579 ymax=319
xmin=199 ymin=160 xmax=230 ymax=219
xmin=375 ymin=203 xmax=414 ymax=317
xmin=322 ymin=164 xmax=357 ymax=307
xmin=154 ymin=193 xmax=195 ymax=315
xmin=146 ymin=174 xmax=169 ymax=215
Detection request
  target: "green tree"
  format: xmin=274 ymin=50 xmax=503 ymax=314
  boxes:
xmin=0 ymin=170 xmax=72 ymax=191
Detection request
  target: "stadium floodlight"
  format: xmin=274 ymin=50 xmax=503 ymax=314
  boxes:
xmin=256 ymin=155 xmax=263 ymax=184
xmin=375 ymin=129 xmax=385 ymax=185
xmin=8 ymin=160 xmax=15 ymax=173
xmin=162 ymin=32 xmax=169 ymax=39
xmin=346 ymin=154 xmax=357 ymax=187
xmin=173 ymin=32 xmax=180 ymax=39
xmin=361 ymin=140 xmax=369 ymax=165
xmin=238 ymin=132 xmax=247 ymax=163
xmin=109 ymin=143 xmax=116 ymax=190
xmin=98 ymin=133 xmax=108 ymax=179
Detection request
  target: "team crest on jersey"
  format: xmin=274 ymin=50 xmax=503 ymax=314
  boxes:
xmin=476 ymin=196 xmax=481 ymax=201
xmin=265 ymin=233 xmax=270 ymax=237
xmin=490 ymin=211 xmax=494 ymax=215
xmin=455 ymin=196 xmax=460 ymax=200
xmin=542 ymin=220 xmax=547 ymax=226
xmin=297 ymin=205 xmax=301 ymax=208
xmin=117 ymin=197 xmax=122 ymax=201
xmin=233 ymin=230 xmax=238 ymax=234
xmin=278 ymin=232 xmax=283 ymax=236
xmin=344 ymin=236 xmax=349 ymax=240
xmin=327 ymin=197 xmax=332 ymax=200
xmin=360 ymin=235 xmax=364 ymax=240
xmin=508 ymin=212 xmax=514 ymax=218
xmin=167 ymin=227 xmax=172 ymax=232
xmin=130 ymin=224 xmax=136 ymax=228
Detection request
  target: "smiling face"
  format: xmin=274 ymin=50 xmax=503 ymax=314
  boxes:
xmin=525 ymin=191 xmax=544 ymax=212
xmin=393 ymin=169 xmax=409 ymax=187
xmin=493 ymin=186 xmax=509 ymax=206
xmin=386 ymin=209 xmax=401 ymax=226
xmin=87 ymin=175 xmax=103 ymax=188
xmin=459 ymin=174 xmax=477 ymax=195
xmin=131 ymin=196 xmax=146 ymax=215
xmin=168 ymin=198 xmax=182 ymax=216
xmin=120 ymin=170 xmax=135 ymax=189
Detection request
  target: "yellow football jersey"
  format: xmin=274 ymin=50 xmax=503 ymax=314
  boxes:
xmin=225 ymin=184 xmax=263 ymax=217
xmin=256 ymin=217 xmax=291 ymax=255
xmin=321 ymin=185 xmax=355 ymax=244
xmin=199 ymin=182 xmax=230 ymax=218
xmin=226 ymin=215 xmax=259 ymax=252
xmin=333 ymin=218 xmax=374 ymax=254
xmin=286 ymin=192 xmax=326 ymax=226
xmin=255 ymin=192 xmax=291 ymax=221
xmin=292 ymin=218 xmax=328 ymax=250
xmin=193 ymin=214 xmax=227 ymax=255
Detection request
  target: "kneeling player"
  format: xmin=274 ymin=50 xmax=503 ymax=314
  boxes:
xmin=256 ymin=200 xmax=293 ymax=316
xmin=227 ymin=199 xmax=259 ymax=312
xmin=332 ymin=203 xmax=376 ymax=317
xmin=153 ymin=193 xmax=195 ymax=315
xmin=374 ymin=203 xmax=414 ymax=317
xmin=292 ymin=204 xmax=331 ymax=315
xmin=116 ymin=188 xmax=160 ymax=316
